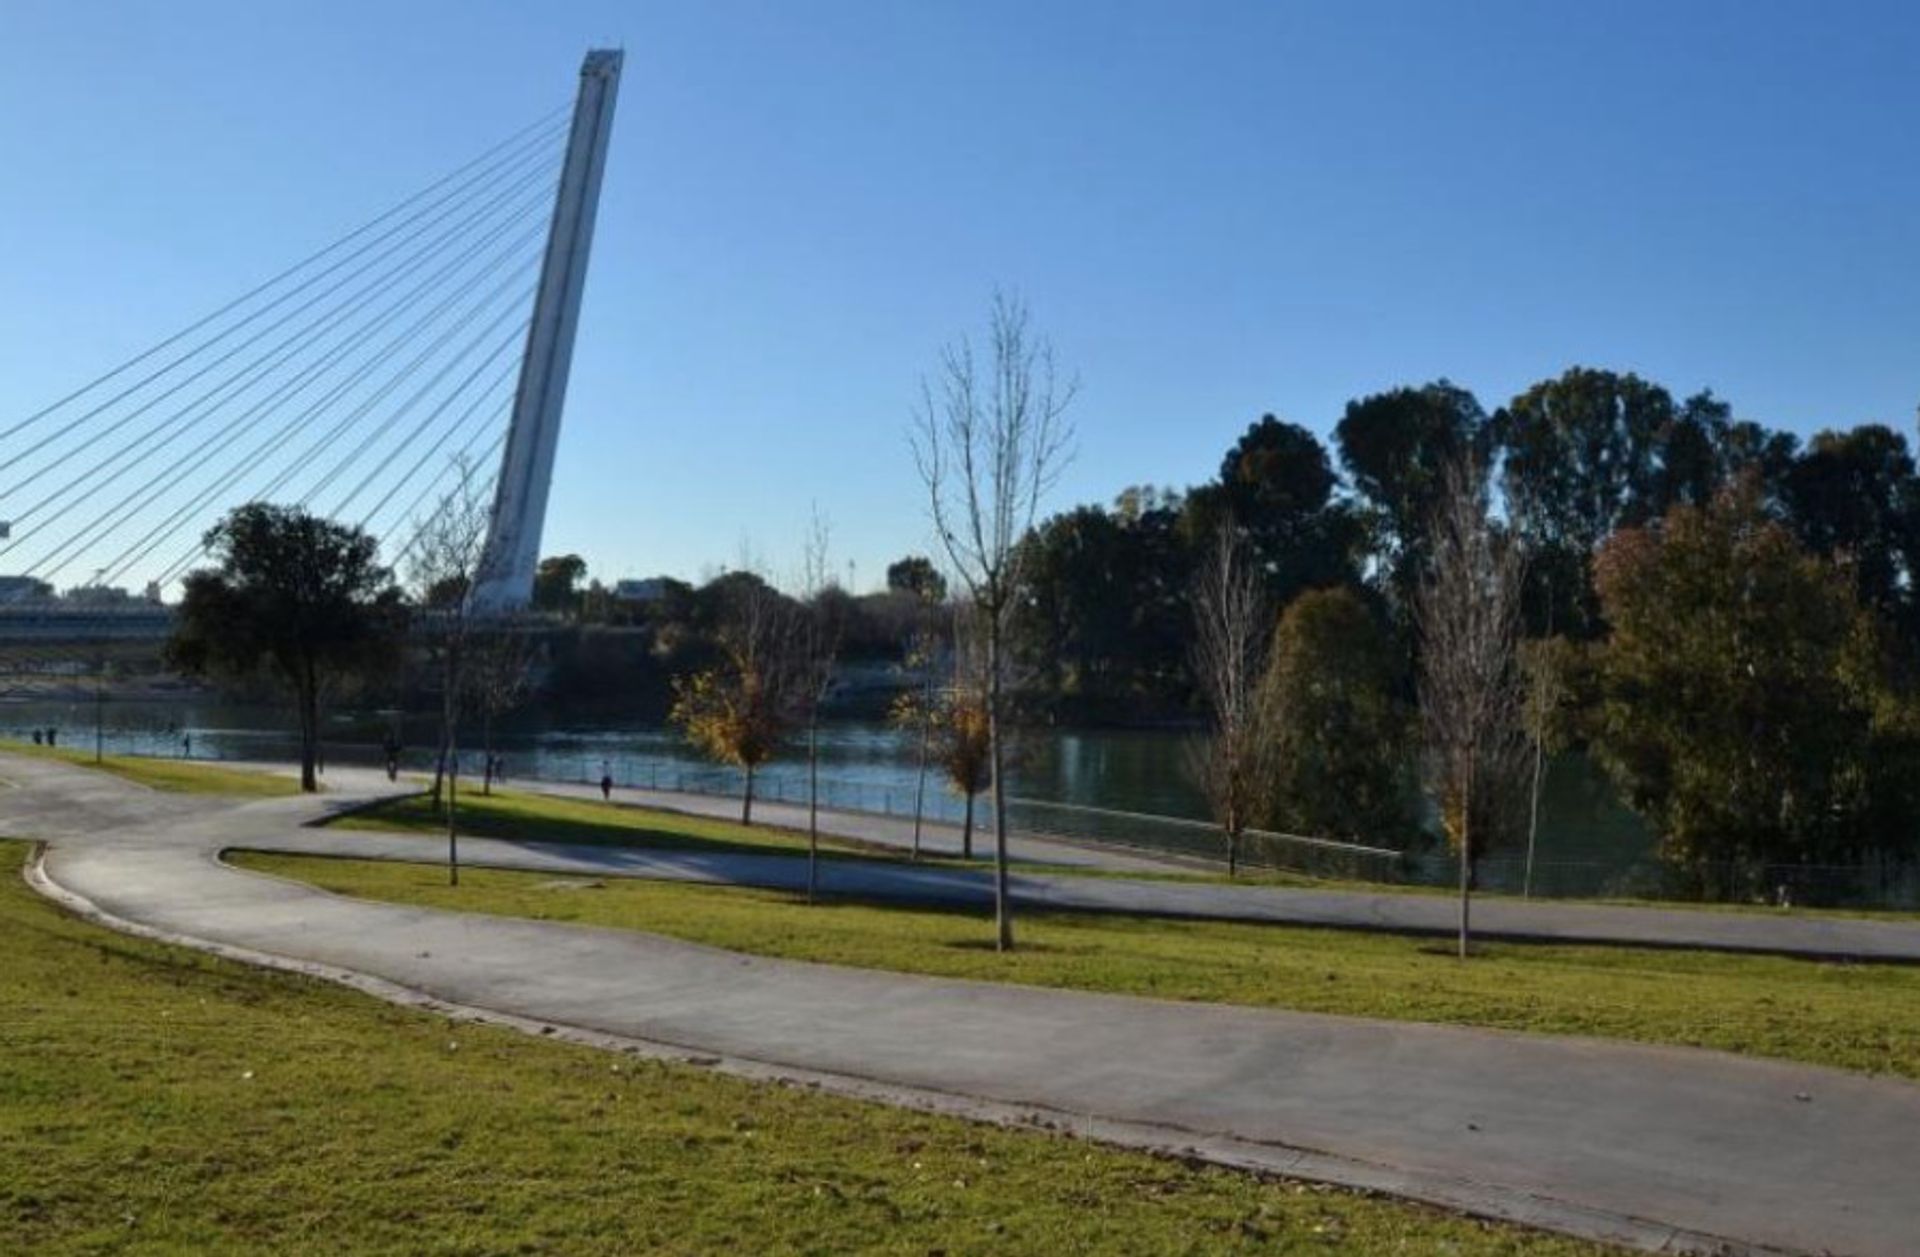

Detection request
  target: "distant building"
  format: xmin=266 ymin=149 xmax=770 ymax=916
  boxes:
xmin=0 ymin=576 xmax=52 ymax=604
xmin=612 ymin=577 xmax=673 ymax=604
xmin=62 ymin=584 xmax=137 ymax=606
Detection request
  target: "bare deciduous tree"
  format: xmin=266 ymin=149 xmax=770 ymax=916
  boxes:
xmin=468 ymin=625 xmax=537 ymax=796
xmin=406 ymin=457 xmax=492 ymax=886
xmin=911 ymin=293 xmax=1076 ymax=951
xmin=1189 ymin=524 xmax=1270 ymax=877
xmin=1417 ymin=453 xmax=1529 ymax=957
xmin=798 ymin=509 xmax=842 ymax=904
xmin=931 ymin=605 xmax=993 ymax=857
xmin=1520 ymin=636 xmax=1566 ymax=898
xmin=889 ymin=614 xmax=945 ymax=862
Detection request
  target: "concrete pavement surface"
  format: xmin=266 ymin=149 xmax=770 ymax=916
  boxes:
xmin=269 ymin=763 xmax=1920 ymax=963
xmin=5 ymin=751 xmax=1919 ymax=1256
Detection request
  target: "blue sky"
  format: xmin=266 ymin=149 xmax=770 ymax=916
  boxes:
xmin=2 ymin=1 xmax=1918 ymax=592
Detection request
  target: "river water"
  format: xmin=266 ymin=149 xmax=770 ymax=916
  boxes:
xmin=1 ymin=696 xmax=1206 ymax=813
xmin=1 ymin=693 xmax=1653 ymax=858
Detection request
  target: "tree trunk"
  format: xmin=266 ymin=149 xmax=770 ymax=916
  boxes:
xmin=297 ymin=663 xmax=319 ymax=793
xmin=1458 ymin=770 xmax=1472 ymax=959
xmin=962 ymin=791 xmax=975 ymax=859
xmin=482 ymin=710 xmax=495 ymax=797
xmin=742 ymin=761 xmax=755 ymax=826
xmin=987 ymin=620 xmax=1012 ymax=952
xmin=806 ymin=714 xmax=820 ymax=905
xmin=447 ymin=738 xmax=459 ymax=887
xmin=911 ymin=711 xmax=931 ymax=862
xmin=1525 ymin=737 xmax=1545 ymax=899
xmin=1227 ymin=828 xmax=1239 ymax=878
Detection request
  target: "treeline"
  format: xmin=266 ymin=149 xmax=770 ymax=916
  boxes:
xmin=1015 ymin=370 xmax=1920 ymax=710
xmin=1014 ymin=366 xmax=1920 ymax=899
xmin=521 ymin=362 xmax=1920 ymax=901
xmin=526 ymin=558 xmax=943 ymax=720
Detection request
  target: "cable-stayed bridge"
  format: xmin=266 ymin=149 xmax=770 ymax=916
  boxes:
xmin=0 ymin=50 xmax=623 ymax=651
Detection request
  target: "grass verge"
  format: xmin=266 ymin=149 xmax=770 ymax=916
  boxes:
xmin=0 ymin=740 xmax=298 ymax=796
xmin=234 ymin=852 xmax=1920 ymax=1081
xmin=0 ymin=840 xmax=1611 ymax=1255
xmin=333 ymin=788 xmax=957 ymax=864
xmin=347 ymin=786 xmax=1918 ymax=921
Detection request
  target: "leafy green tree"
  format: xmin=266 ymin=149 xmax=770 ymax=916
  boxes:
xmin=1013 ymin=505 xmax=1135 ymax=698
xmin=167 ymin=504 xmax=404 ymax=792
xmin=885 ymin=555 xmax=947 ymax=603
xmin=1781 ymin=425 xmax=1918 ymax=627
xmin=1187 ymin=415 xmax=1361 ymax=605
xmin=1592 ymin=481 xmax=1917 ymax=897
xmin=1334 ymin=381 xmax=1486 ymax=609
xmin=1494 ymin=367 xmax=1675 ymax=552
xmin=1013 ymin=492 xmax=1192 ymax=711
xmin=1260 ymin=586 xmax=1416 ymax=845
xmin=1492 ymin=368 xmax=1676 ymax=637
xmin=532 ymin=554 xmax=587 ymax=616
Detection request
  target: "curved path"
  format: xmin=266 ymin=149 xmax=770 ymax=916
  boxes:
xmin=283 ymin=765 xmax=1920 ymax=962
xmin=6 ymin=753 xmax=1920 ymax=1256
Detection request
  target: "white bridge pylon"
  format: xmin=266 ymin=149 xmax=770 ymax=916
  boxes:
xmin=469 ymin=49 xmax=623 ymax=614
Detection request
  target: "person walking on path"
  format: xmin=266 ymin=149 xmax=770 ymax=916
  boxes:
xmin=599 ymin=768 xmax=613 ymax=802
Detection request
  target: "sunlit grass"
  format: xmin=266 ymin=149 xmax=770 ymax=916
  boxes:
xmin=236 ymin=851 xmax=1920 ymax=1081
xmin=0 ymin=739 xmax=298 ymax=796
xmin=0 ymin=840 xmax=1610 ymax=1255
xmin=334 ymin=787 xmax=969 ymax=865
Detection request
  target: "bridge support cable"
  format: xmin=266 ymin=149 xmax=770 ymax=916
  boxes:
xmin=283 ymin=281 xmax=537 ymax=508
xmin=0 ymin=106 xmax=567 ymax=456
xmin=19 ymin=188 xmax=560 ymax=583
xmin=316 ymin=320 xmax=531 ymax=517
xmin=384 ymin=428 xmax=511 ymax=574
xmin=4 ymin=54 xmax=626 ymax=605
xmin=82 ymin=234 xmax=551 ymax=589
xmin=363 ymin=409 xmax=514 ymax=554
xmin=0 ymin=132 xmax=566 ymax=517
xmin=138 ymin=265 xmax=541 ymax=586
xmin=347 ymin=359 xmax=522 ymax=531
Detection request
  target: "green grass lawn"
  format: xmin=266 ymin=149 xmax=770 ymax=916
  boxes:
xmin=1038 ymin=859 xmax=1920 ymax=920
xmin=349 ymin=785 xmax=1920 ymax=924
xmin=235 ymin=851 xmax=1920 ymax=1081
xmin=335 ymin=787 xmax=968 ymax=865
xmin=0 ymin=740 xmax=298 ymax=797
xmin=0 ymin=840 xmax=1610 ymax=1255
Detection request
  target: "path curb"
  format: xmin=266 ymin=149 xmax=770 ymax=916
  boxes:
xmin=24 ymin=843 xmax=1790 ymax=1257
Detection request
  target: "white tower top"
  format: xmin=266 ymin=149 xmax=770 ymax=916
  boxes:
xmin=469 ymin=49 xmax=623 ymax=614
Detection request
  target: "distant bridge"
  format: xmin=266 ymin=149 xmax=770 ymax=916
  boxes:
xmin=0 ymin=604 xmax=176 ymax=647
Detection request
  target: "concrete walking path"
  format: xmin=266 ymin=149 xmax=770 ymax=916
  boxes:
xmin=275 ymin=764 xmax=1920 ymax=963
xmin=6 ymin=752 xmax=1920 ymax=1255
